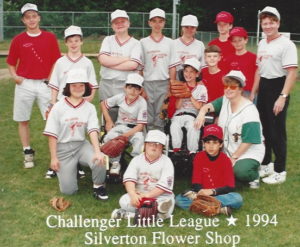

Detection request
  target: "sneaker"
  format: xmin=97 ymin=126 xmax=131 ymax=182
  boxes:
xmin=77 ymin=168 xmax=86 ymax=179
xmin=259 ymin=163 xmax=274 ymax=178
xmin=110 ymin=162 xmax=121 ymax=175
xmin=262 ymin=171 xmax=287 ymax=184
xmin=111 ymin=208 xmax=135 ymax=219
xmin=249 ymin=179 xmax=260 ymax=189
xmin=158 ymin=199 xmax=173 ymax=214
xmin=220 ymin=206 xmax=232 ymax=216
xmin=24 ymin=149 xmax=35 ymax=168
xmin=45 ymin=168 xmax=57 ymax=179
xmin=93 ymin=186 xmax=108 ymax=200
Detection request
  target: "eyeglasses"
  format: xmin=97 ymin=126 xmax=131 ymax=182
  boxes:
xmin=223 ymin=84 xmax=239 ymax=90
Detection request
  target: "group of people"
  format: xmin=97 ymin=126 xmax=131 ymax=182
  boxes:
xmin=6 ymin=3 xmax=298 ymax=219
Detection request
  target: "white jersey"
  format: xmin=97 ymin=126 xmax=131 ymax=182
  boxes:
xmin=174 ymin=84 xmax=208 ymax=116
xmin=140 ymin=35 xmax=173 ymax=81
xmin=104 ymin=93 xmax=147 ymax=125
xmin=48 ymin=55 xmax=98 ymax=100
xmin=257 ymin=35 xmax=298 ymax=79
xmin=44 ymin=97 xmax=99 ymax=143
xmin=169 ymin=37 xmax=205 ymax=72
xmin=123 ymin=153 xmax=174 ymax=194
xmin=213 ymin=97 xmax=265 ymax=163
xmin=99 ymin=35 xmax=142 ymax=80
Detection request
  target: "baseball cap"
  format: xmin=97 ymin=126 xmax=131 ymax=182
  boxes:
xmin=21 ymin=3 xmax=38 ymax=15
xmin=181 ymin=15 xmax=199 ymax=27
xmin=145 ymin=130 xmax=167 ymax=146
xmin=183 ymin=58 xmax=201 ymax=72
xmin=64 ymin=25 xmax=83 ymax=39
xmin=202 ymin=124 xmax=223 ymax=140
xmin=66 ymin=69 xmax=89 ymax=84
xmin=259 ymin=6 xmax=280 ymax=20
xmin=214 ymin=11 xmax=234 ymax=24
xmin=149 ymin=8 xmax=165 ymax=20
xmin=224 ymin=70 xmax=246 ymax=87
xmin=111 ymin=9 xmax=129 ymax=22
xmin=229 ymin=27 xmax=248 ymax=40
xmin=125 ymin=73 xmax=144 ymax=88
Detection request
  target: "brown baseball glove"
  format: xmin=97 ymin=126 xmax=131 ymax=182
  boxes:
xmin=170 ymin=79 xmax=191 ymax=98
xmin=49 ymin=197 xmax=71 ymax=212
xmin=100 ymin=135 xmax=129 ymax=158
xmin=189 ymin=195 xmax=221 ymax=217
xmin=134 ymin=198 xmax=158 ymax=225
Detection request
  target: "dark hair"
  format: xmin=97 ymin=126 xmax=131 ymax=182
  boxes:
xmin=259 ymin=13 xmax=279 ymax=22
xmin=205 ymin=45 xmax=221 ymax=54
xmin=63 ymin=83 xmax=92 ymax=97
xmin=125 ymin=84 xmax=142 ymax=90
xmin=203 ymin=135 xmax=223 ymax=144
xmin=65 ymin=34 xmax=83 ymax=42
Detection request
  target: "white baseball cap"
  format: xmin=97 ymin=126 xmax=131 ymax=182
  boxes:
xmin=145 ymin=130 xmax=167 ymax=146
xmin=66 ymin=69 xmax=89 ymax=84
xmin=21 ymin=3 xmax=38 ymax=15
xmin=224 ymin=70 xmax=246 ymax=87
xmin=183 ymin=58 xmax=201 ymax=72
xmin=111 ymin=9 xmax=129 ymax=22
xmin=149 ymin=8 xmax=166 ymax=20
xmin=181 ymin=15 xmax=199 ymax=27
xmin=64 ymin=25 xmax=83 ymax=39
xmin=125 ymin=73 xmax=144 ymax=88
xmin=259 ymin=6 xmax=280 ymax=20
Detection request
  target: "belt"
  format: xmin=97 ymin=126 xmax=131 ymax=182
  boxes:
xmin=175 ymin=112 xmax=197 ymax=118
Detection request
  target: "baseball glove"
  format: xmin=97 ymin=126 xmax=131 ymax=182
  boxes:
xmin=100 ymin=135 xmax=129 ymax=158
xmin=134 ymin=198 xmax=158 ymax=225
xmin=49 ymin=197 xmax=71 ymax=212
xmin=170 ymin=79 xmax=191 ymax=98
xmin=189 ymin=195 xmax=221 ymax=217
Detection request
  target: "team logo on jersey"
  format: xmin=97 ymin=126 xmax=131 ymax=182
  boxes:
xmin=152 ymin=55 xmax=158 ymax=67
xmin=142 ymin=111 xmax=147 ymax=120
xmin=167 ymin=176 xmax=173 ymax=187
xmin=232 ymin=133 xmax=241 ymax=142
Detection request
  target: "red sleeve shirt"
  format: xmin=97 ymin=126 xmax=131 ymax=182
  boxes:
xmin=6 ymin=31 xmax=61 ymax=79
xmin=192 ymin=151 xmax=235 ymax=189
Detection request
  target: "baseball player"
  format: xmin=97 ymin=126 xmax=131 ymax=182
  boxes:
xmin=111 ymin=130 xmax=175 ymax=219
xmin=100 ymin=73 xmax=147 ymax=175
xmin=45 ymin=25 xmax=99 ymax=179
xmin=98 ymin=9 xmax=142 ymax=121
xmin=169 ymin=15 xmax=205 ymax=80
xmin=208 ymin=11 xmax=235 ymax=71
xmin=43 ymin=69 xmax=108 ymax=199
xmin=170 ymin=58 xmax=208 ymax=154
xmin=140 ymin=8 xmax=173 ymax=131
xmin=6 ymin=3 xmax=61 ymax=168
xmin=250 ymin=7 xmax=298 ymax=184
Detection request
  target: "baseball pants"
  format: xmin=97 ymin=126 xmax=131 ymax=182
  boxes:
xmin=233 ymin=158 xmax=260 ymax=182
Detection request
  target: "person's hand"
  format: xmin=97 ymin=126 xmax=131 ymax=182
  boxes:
xmin=194 ymin=112 xmax=205 ymax=129
xmin=50 ymin=157 xmax=60 ymax=172
xmin=197 ymin=189 xmax=214 ymax=196
xmin=105 ymin=121 xmax=115 ymax=132
xmin=140 ymin=88 xmax=148 ymax=100
xmin=93 ymin=151 xmax=105 ymax=166
xmin=14 ymin=75 xmax=24 ymax=85
xmin=249 ymin=92 xmax=256 ymax=102
xmin=129 ymin=192 xmax=143 ymax=207
xmin=273 ymin=97 xmax=286 ymax=116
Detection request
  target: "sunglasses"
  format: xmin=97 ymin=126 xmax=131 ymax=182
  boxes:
xmin=223 ymin=84 xmax=239 ymax=90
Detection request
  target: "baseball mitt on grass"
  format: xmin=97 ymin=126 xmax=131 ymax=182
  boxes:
xmin=189 ymin=194 xmax=221 ymax=217
xmin=170 ymin=79 xmax=191 ymax=98
xmin=50 ymin=197 xmax=71 ymax=212
xmin=100 ymin=135 xmax=129 ymax=158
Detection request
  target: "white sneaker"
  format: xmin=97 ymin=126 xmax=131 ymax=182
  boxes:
xmin=111 ymin=208 xmax=135 ymax=219
xmin=24 ymin=149 xmax=35 ymax=168
xmin=259 ymin=163 xmax=274 ymax=178
xmin=262 ymin=171 xmax=287 ymax=184
xmin=110 ymin=162 xmax=121 ymax=175
xmin=249 ymin=179 xmax=260 ymax=189
xmin=158 ymin=199 xmax=173 ymax=214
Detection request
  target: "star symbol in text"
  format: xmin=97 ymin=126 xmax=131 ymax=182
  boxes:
xmin=226 ymin=215 xmax=238 ymax=226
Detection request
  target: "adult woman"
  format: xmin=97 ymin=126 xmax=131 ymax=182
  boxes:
xmin=44 ymin=69 xmax=107 ymax=199
xmin=195 ymin=70 xmax=265 ymax=188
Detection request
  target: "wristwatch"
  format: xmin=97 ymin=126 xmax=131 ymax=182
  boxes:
xmin=279 ymin=93 xmax=288 ymax=98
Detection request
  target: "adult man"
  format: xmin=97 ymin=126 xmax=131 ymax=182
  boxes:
xmin=251 ymin=6 xmax=298 ymax=184
xmin=6 ymin=3 xmax=61 ymax=168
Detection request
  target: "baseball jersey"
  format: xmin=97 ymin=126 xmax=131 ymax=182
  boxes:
xmin=99 ymin=35 xmax=142 ymax=80
xmin=169 ymin=38 xmax=205 ymax=72
xmin=140 ymin=35 xmax=173 ymax=81
xmin=123 ymin=153 xmax=174 ymax=194
xmin=201 ymin=68 xmax=226 ymax=102
xmin=7 ymin=31 xmax=61 ymax=79
xmin=43 ymin=97 xmax=99 ymax=143
xmin=49 ymin=55 xmax=98 ymax=100
xmin=212 ymin=97 xmax=265 ymax=162
xmin=225 ymin=51 xmax=257 ymax=91
xmin=174 ymin=84 xmax=208 ymax=116
xmin=257 ymin=35 xmax=298 ymax=79
xmin=192 ymin=151 xmax=235 ymax=188
xmin=208 ymin=38 xmax=235 ymax=71
xmin=104 ymin=93 xmax=147 ymax=125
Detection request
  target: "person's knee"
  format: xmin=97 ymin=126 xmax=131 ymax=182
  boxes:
xmin=234 ymin=163 xmax=257 ymax=182
xmin=229 ymin=193 xmax=243 ymax=209
xmin=60 ymin=186 xmax=77 ymax=195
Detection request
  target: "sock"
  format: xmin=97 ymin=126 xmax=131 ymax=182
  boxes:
xmin=93 ymin=184 xmax=103 ymax=189
xmin=23 ymin=146 xmax=31 ymax=151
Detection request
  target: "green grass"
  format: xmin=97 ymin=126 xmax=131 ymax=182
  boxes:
xmin=0 ymin=76 xmax=300 ymax=247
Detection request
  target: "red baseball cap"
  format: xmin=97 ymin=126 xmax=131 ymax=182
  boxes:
xmin=202 ymin=124 xmax=223 ymax=140
xmin=229 ymin=27 xmax=248 ymax=40
xmin=214 ymin=11 xmax=234 ymax=23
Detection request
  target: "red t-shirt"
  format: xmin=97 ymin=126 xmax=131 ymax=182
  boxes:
xmin=208 ymin=38 xmax=235 ymax=71
xmin=192 ymin=151 xmax=235 ymax=189
xmin=201 ymin=67 xmax=225 ymax=102
xmin=224 ymin=51 xmax=257 ymax=91
xmin=7 ymin=31 xmax=61 ymax=79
